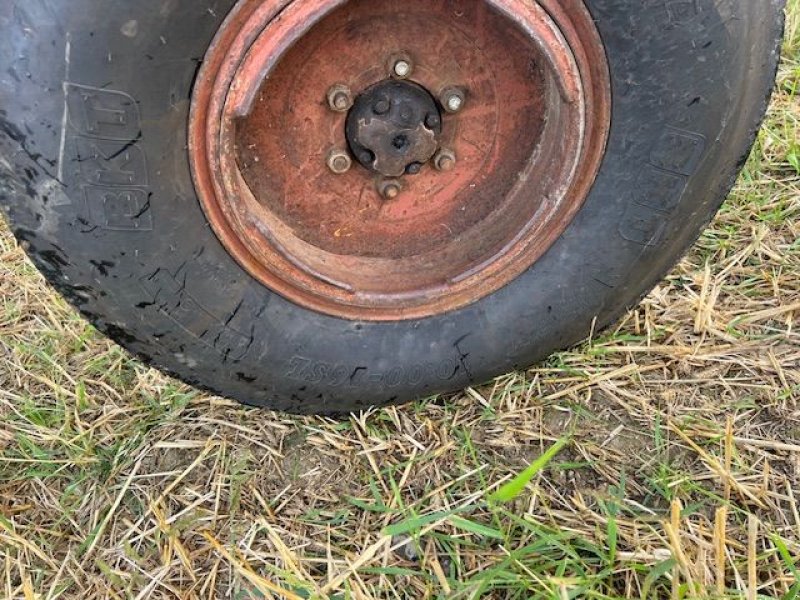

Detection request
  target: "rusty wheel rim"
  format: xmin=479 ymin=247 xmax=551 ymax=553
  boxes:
xmin=189 ymin=0 xmax=611 ymax=321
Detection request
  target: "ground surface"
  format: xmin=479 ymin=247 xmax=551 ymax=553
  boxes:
xmin=1 ymin=5 xmax=799 ymax=599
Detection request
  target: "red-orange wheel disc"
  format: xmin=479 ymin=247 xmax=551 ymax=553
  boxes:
xmin=189 ymin=0 xmax=611 ymax=321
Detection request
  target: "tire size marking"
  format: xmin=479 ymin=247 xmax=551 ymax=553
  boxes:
xmin=63 ymin=83 xmax=151 ymax=231
xmin=287 ymin=355 xmax=459 ymax=388
xmin=618 ymin=126 xmax=706 ymax=246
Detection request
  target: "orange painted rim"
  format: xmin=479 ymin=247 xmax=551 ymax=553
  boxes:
xmin=189 ymin=0 xmax=611 ymax=321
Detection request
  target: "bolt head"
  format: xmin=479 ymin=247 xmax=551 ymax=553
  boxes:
xmin=327 ymin=150 xmax=352 ymax=174
xmin=334 ymin=94 xmax=349 ymax=110
xmin=441 ymin=87 xmax=466 ymax=113
xmin=447 ymin=96 xmax=462 ymax=112
xmin=378 ymin=179 xmax=402 ymax=199
xmin=434 ymin=149 xmax=456 ymax=172
xmin=373 ymin=99 xmax=391 ymax=115
xmin=327 ymin=84 xmax=353 ymax=112
xmin=393 ymin=60 xmax=411 ymax=78
xmin=425 ymin=113 xmax=441 ymax=129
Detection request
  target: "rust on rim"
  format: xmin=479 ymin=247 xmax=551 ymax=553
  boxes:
xmin=189 ymin=0 xmax=611 ymax=321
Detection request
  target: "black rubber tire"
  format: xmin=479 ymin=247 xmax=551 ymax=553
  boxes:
xmin=0 ymin=1 xmax=785 ymax=414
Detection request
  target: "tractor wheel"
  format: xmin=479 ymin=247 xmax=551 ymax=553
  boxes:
xmin=0 ymin=0 xmax=785 ymax=413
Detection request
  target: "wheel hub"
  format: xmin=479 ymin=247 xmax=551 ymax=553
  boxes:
xmin=189 ymin=0 xmax=612 ymax=321
xmin=346 ymin=80 xmax=442 ymax=178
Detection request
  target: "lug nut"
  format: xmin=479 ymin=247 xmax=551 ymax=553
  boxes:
xmin=388 ymin=53 xmax=413 ymax=79
xmin=441 ymin=87 xmax=466 ymax=113
xmin=327 ymin=149 xmax=352 ymax=174
xmin=433 ymin=148 xmax=456 ymax=172
xmin=378 ymin=178 xmax=402 ymax=200
xmin=327 ymin=84 xmax=353 ymax=112
xmin=394 ymin=60 xmax=411 ymax=78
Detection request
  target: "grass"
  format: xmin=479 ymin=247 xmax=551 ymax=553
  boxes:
xmin=1 ymin=5 xmax=799 ymax=599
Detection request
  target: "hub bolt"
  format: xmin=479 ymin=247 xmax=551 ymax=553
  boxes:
xmin=327 ymin=149 xmax=352 ymax=174
xmin=373 ymin=99 xmax=391 ymax=115
xmin=433 ymin=148 xmax=457 ymax=172
xmin=327 ymin=84 xmax=353 ymax=112
xmin=425 ymin=113 xmax=441 ymax=129
xmin=378 ymin=178 xmax=403 ymax=200
xmin=388 ymin=53 xmax=413 ymax=79
xmin=441 ymin=87 xmax=466 ymax=113
xmin=394 ymin=60 xmax=411 ymax=78
xmin=360 ymin=150 xmax=375 ymax=166
xmin=406 ymin=162 xmax=423 ymax=175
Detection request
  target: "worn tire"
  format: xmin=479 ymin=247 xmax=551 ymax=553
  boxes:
xmin=0 ymin=1 xmax=785 ymax=414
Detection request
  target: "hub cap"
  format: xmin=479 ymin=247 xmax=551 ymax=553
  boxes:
xmin=189 ymin=0 xmax=611 ymax=320
xmin=346 ymin=80 xmax=442 ymax=178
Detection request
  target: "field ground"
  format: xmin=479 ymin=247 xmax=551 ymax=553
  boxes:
xmin=1 ymin=4 xmax=799 ymax=600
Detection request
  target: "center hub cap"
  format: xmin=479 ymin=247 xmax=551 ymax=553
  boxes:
xmin=346 ymin=80 xmax=442 ymax=177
